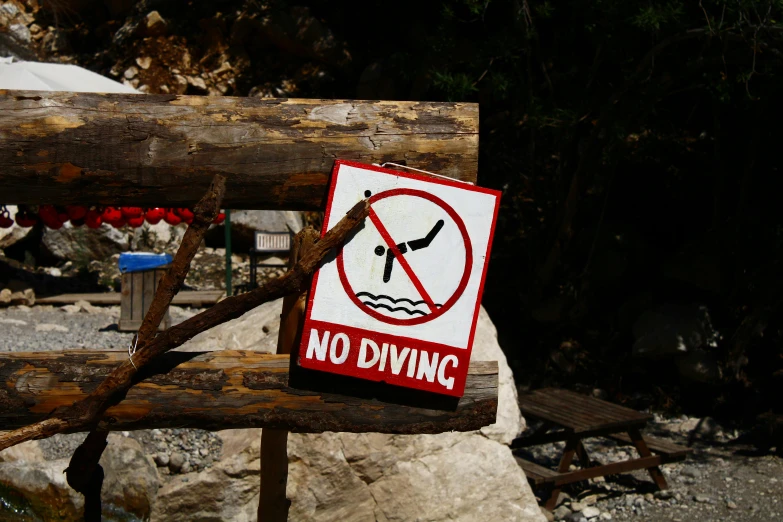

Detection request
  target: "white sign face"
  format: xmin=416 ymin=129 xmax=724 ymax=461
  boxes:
xmin=298 ymin=161 xmax=500 ymax=397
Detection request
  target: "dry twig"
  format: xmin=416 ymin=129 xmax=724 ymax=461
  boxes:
xmin=64 ymin=174 xmax=226 ymax=521
xmin=0 ymin=197 xmax=370 ymax=452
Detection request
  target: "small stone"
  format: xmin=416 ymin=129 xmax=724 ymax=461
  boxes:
xmin=35 ymin=323 xmax=69 ymax=332
xmin=168 ymin=452 xmax=185 ymax=473
xmin=9 ymin=23 xmax=31 ymax=43
xmin=199 ymin=447 xmax=209 ymax=456
xmin=680 ymin=466 xmax=701 ymax=478
xmin=633 ymin=497 xmax=644 ymax=507
xmin=1 ymin=2 xmax=19 ymax=16
xmin=727 ymin=501 xmax=738 ymax=509
xmin=0 ymin=318 xmax=27 ymax=325
xmin=186 ymin=75 xmax=207 ymax=91
xmin=571 ymin=502 xmax=587 ymax=512
xmin=180 ymin=461 xmax=191 ymax=474
xmin=581 ymin=506 xmax=600 ymax=519
xmin=153 ymin=453 xmax=169 ymax=467
xmin=644 ymin=493 xmax=654 ymax=503
xmin=599 ymin=513 xmax=612 ymax=521
xmin=124 ymin=66 xmax=139 ymax=79
xmin=553 ymin=505 xmax=572 ymax=520
xmin=142 ymin=11 xmax=168 ymax=37
xmin=136 ymin=56 xmax=152 ymax=70
xmin=48 ymin=267 xmax=62 ymax=277
xmin=541 ymin=508 xmax=555 ymax=522
xmin=693 ymin=494 xmax=711 ymax=503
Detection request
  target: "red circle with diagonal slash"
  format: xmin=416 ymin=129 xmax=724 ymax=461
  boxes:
xmin=337 ymin=188 xmax=472 ymax=325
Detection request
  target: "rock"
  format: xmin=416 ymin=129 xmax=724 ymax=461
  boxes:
xmin=35 ymin=323 xmax=69 ymax=332
xmin=172 ymin=74 xmax=188 ymax=94
xmin=177 ymin=297 xmax=282 ymax=352
xmin=154 ymin=306 xmax=542 ymax=521
xmin=1 ymin=2 xmax=19 ymax=17
xmin=0 ymin=205 xmax=33 ymax=249
xmin=154 ymin=453 xmax=170 ymax=467
xmin=580 ymin=506 xmax=601 ymax=519
xmin=598 ymin=513 xmax=612 ymax=520
xmin=43 ymin=222 xmax=129 ymax=262
xmin=9 ymin=23 xmax=31 ymax=43
xmin=680 ymin=466 xmax=701 ymax=478
xmin=553 ymin=505 xmax=572 ymax=520
xmin=654 ymin=490 xmax=674 ymax=500
xmin=180 ymin=461 xmax=191 ymax=474
xmin=5 ymin=288 xmax=35 ymax=306
xmin=100 ymin=434 xmax=160 ymax=520
xmin=0 ymin=457 xmax=84 ymax=520
xmin=136 ymin=56 xmax=152 ymax=69
xmin=124 ymin=65 xmax=138 ymax=79
xmin=0 ymin=436 xmax=157 ymax=521
xmin=0 ymin=317 xmax=27 ymax=325
xmin=693 ymin=494 xmax=711 ymax=503
xmin=727 ymin=500 xmax=738 ymax=509
xmin=186 ymin=75 xmax=207 ymax=91
xmin=0 ymin=440 xmax=44 ymax=463
xmin=571 ymin=502 xmax=587 ymax=512
xmin=169 ymin=452 xmax=185 ymax=473
xmin=141 ymin=10 xmax=168 ymax=37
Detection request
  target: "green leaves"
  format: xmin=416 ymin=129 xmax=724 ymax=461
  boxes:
xmin=632 ymin=2 xmax=685 ymax=32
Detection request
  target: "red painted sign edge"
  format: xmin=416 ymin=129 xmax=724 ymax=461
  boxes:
xmin=297 ymin=160 xmax=502 ymax=397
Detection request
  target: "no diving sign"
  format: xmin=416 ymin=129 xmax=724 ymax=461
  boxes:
xmin=298 ymin=161 xmax=501 ymax=397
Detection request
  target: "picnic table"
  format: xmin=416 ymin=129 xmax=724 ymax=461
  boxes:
xmin=513 ymin=388 xmax=691 ymax=511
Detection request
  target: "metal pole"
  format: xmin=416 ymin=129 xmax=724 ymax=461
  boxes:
xmin=224 ymin=209 xmax=232 ymax=296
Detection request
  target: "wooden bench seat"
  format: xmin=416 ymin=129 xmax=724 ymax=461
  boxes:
xmin=609 ymin=433 xmax=691 ymax=463
xmin=515 ymin=457 xmax=560 ymax=486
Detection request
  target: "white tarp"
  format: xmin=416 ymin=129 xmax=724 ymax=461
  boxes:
xmin=0 ymin=57 xmax=137 ymax=93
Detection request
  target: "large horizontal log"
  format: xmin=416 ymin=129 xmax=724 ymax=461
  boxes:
xmin=0 ymin=90 xmax=478 ymax=210
xmin=0 ymin=350 xmax=497 ymax=434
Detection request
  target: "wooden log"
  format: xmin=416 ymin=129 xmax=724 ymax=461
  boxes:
xmin=0 ymin=350 xmax=497 ymax=434
xmin=0 ymin=90 xmax=479 ymax=210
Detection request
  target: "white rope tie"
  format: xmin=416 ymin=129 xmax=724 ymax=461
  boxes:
xmin=128 ymin=334 xmax=139 ymax=370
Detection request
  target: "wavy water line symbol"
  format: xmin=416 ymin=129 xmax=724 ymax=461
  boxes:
xmin=355 ymin=291 xmax=443 ymax=316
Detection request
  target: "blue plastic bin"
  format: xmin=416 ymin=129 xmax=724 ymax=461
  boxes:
xmin=118 ymin=252 xmax=173 ymax=274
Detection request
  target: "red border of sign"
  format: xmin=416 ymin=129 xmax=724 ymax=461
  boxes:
xmin=336 ymin=187 xmax=473 ymax=326
xmin=298 ymin=160 xmax=502 ymax=397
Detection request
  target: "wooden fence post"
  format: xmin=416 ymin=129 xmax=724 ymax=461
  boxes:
xmin=259 ymin=228 xmax=319 ymax=521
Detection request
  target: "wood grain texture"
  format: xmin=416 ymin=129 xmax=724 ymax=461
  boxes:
xmin=0 ymin=351 xmax=498 ymax=434
xmin=0 ymin=90 xmax=479 ymax=210
xmin=0 ymin=199 xmax=371 ymax=452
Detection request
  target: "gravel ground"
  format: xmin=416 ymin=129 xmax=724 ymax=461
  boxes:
xmin=4 ymin=303 xmax=782 ymax=518
xmin=0 ymin=304 xmax=207 ymax=352
xmin=518 ymin=416 xmax=783 ymax=521
xmin=0 ymin=304 xmax=222 ymax=477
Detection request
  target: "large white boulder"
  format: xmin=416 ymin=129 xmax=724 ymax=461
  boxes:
xmin=0 ymin=435 xmax=159 ymax=521
xmin=156 ymin=303 xmax=542 ymax=522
